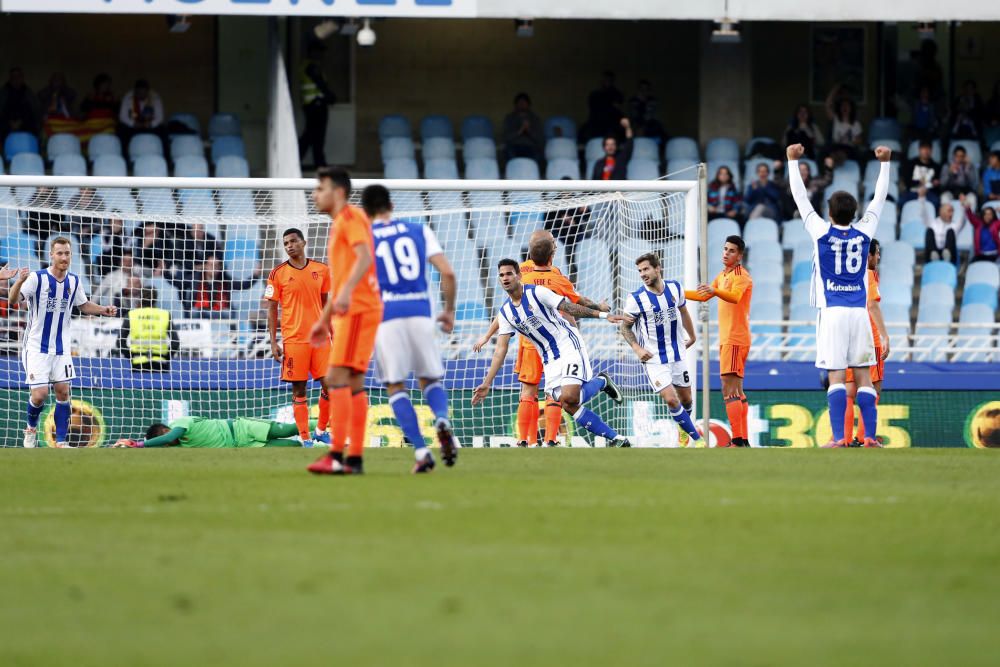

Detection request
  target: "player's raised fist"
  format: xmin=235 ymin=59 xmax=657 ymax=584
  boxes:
xmin=103 ymin=305 xmax=118 ymax=317
xmin=786 ymin=144 xmax=805 ymax=161
xmin=874 ymin=145 xmax=893 ymax=162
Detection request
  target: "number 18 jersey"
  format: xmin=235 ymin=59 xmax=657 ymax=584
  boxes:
xmin=807 ymin=216 xmax=876 ymax=309
xmin=372 ymin=219 xmax=444 ymax=322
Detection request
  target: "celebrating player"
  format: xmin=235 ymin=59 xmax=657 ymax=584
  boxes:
xmin=787 ymin=142 xmax=893 ymax=448
xmin=685 ymin=236 xmax=754 ymax=447
xmin=844 ymin=239 xmax=890 ymax=446
xmin=266 ymin=228 xmax=332 ymax=447
xmin=362 ymin=184 xmax=458 ymax=473
xmin=307 ymin=167 xmax=384 ymax=475
xmin=472 ymin=259 xmax=633 ymax=448
xmin=113 ymin=417 xmax=303 ymax=448
xmin=473 ymin=231 xmax=612 ymax=447
xmin=621 ymin=253 xmax=702 ymax=446
xmin=8 ymin=237 xmax=118 ymax=448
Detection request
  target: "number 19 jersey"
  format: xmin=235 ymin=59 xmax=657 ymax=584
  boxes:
xmin=372 ymin=219 xmax=444 ymax=322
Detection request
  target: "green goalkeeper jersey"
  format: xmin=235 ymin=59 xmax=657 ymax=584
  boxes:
xmin=168 ymin=417 xmax=235 ymax=448
xmin=143 ymin=417 xmax=277 ymax=448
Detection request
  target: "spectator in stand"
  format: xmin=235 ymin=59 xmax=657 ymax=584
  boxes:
xmin=900 ymin=139 xmax=942 ymax=208
xmin=23 ymin=187 xmax=69 ymax=257
xmin=173 ymin=222 xmax=220 ymax=303
xmin=133 ymin=222 xmax=168 ymax=277
xmin=910 ymin=85 xmax=941 ymax=140
xmin=707 ymin=166 xmax=743 ymax=222
xmin=502 ymin=92 xmax=544 ymax=162
xmin=744 ymin=162 xmax=783 ymax=220
xmin=544 ymin=179 xmax=590 ymax=283
xmin=0 ymin=67 xmax=40 ymax=140
xmin=581 ymin=71 xmax=624 ymax=142
xmin=966 ymin=204 xmax=1000 ymax=264
xmin=590 ymin=118 xmax=633 ymax=181
xmin=116 ymin=286 xmax=180 ymax=372
xmin=37 ymin=72 xmax=76 ymax=139
xmin=627 ymin=80 xmax=665 ymax=143
xmin=96 ymin=211 xmax=128 ymax=276
xmin=949 ymin=80 xmax=984 ymax=140
xmin=778 ymin=157 xmax=833 ymax=220
xmin=298 ymin=40 xmax=336 ymax=169
xmin=824 ymin=84 xmax=864 ymax=164
xmin=982 ymin=151 xmax=1000 ymax=202
xmin=940 ymin=145 xmax=980 ymax=211
xmin=190 ymin=254 xmax=263 ymax=319
xmin=79 ymin=73 xmax=118 ymax=140
xmin=782 ymin=104 xmax=825 ymax=160
xmin=119 ymin=79 xmax=164 ymax=144
xmin=923 ymin=197 xmax=966 ymax=265
xmin=94 ymin=251 xmax=139 ymax=309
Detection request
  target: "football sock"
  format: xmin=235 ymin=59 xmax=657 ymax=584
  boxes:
xmin=856 ymin=387 xmax=878 ymax=441
xmin=267 ymin=422 xmax=299 ymax=439
xmin=857 ymin=394 xmax=877 ymax=439
xmin=328 ymin=386 xmax=352 ymax=453
xmin=347 ymin=391 xmax=368 ymax=458
xmin=844 ymin=396 xmax=855 ymax=442
xmin=516 ymin=399 xmax=535 ymax=442
xmin=293 ymin=396 xmax=310 ymax=440
xmin=740 ymin=396 xmax=749 ymax=438
xmin=317 ymin=391 xmax=330 ymax=431
xmin=572 ymin=406 xmax=618 ymax=440
xmin=671 ymin=405 xmax=701 ymax=440
xmin=725 ymin=396 xmax=744 ymax=439
xmin=580 ymin=376 xmax=607 ymax=404
xmin=422 ymin=381 xmax=449 ymax=421
xmin=390 ymin=391 xmax=425 ymax=450
xmin=682 ymin=402 xmax=693 ymax=417
xmin=827 ymin=384 xmax=848 ymax=442
xmin=26 ymin=398 xmax=43 ymax=428
xmin=544 ymin=400 xmax=562 ymax=443
xmin=54 ymin=400 xmax=71 ymax=442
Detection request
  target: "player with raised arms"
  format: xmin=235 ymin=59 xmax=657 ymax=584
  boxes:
xmin=472 ymin=259 xmax=633 ymax=448
xmin=8 ymin=237 xmax=118 ymax=448
xmin=787 ymin=142 xmax=893 ymax=447
xmin=362 ymin=184 xmax=459 ymax=473
xmin=266 ymin=228 xmax=332 ymax=447
xmin=307 ymin=167 xmax=384 ymax=475
xmin=621 ymin=252 xmax=702 ymax=446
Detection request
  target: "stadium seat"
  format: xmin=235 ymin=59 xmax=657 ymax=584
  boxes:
xmin=823 ymin=180 xmax=859 ymax=205
xmin=868 ymin=138 xmax=902 ymax=153
xmin=384 ymin=158 xmax=419 ymax=179
xmin=881 ymin=239 xmax=915 ymax=269
xmin=747 ymin=243 xmax=782 ymax=273
xmin=4 ymin=131 xmax=39 ymax=160
xmin=782 ymin=220 xmax=809 ymax=250
xmin=53 ymin=154 xmax=87 ymax=177
xmin=178 ymin=189 xmax=217 ymax=216
xmin=510 ymin=210 xmax=546 ymax=248
xmin=962 ymin=283 xmax=998 ymax=310
xmin=585 ymin=137 xmax=605 ymax=164
xmin=708 ymin=218 xmax=740 ymax=245
xmin=505 ymin=157 xmax=540 ymax=180
xmin=868 ymin=117 xmax=902 ymax=143
xmin=788 ymin=304 xmax=817 ymax=329
xmin=791 ymin=261 xmax=812 ymax=286
xmin=752 ymin=301 xmax=784 ymax=360
xmin=752 ymin=263 xmax=783 ymax=290
xmin=220 ymin=190 xmax=255 ymax=217
xmin=420 ymin=115 xmax=454 ymax=141
xmin=462 ymin=137 xmax=497 ymax=162
xmin=544 ymin=116 xmax=576 ymax=140
xmin=914 ymin=305 xmax=952 ymax=362
xmin=465 ymin=159 xmax=500 ymax=180
xmin=874 ymin=203 xmax=898 ymax=244
xmin=574 ymin=237 xmax=611 ymax=304
xmin=789 ymin=286 xmax=811 ymax=309
xmin=965 ymin=261 xmax=1000 ymax=289
xmin=471 ymin=211 xmax=506 ymax=248
xmin=171 ymin=135 xmax=204 ymax=160
xmin=899 ymin=220 xmax=926 ymax=249
xmin=863 ymin=159 xmax=901 ymax=188
xmin=0 ymin=233 xmax=41 ymax=272
xmin=955 ymin=304 xmax=996 ymax=362
xmin=545 ymin=137 xmax=577 ymax=162
xmin=631 ymin=138 xmax=659 ymax=162
xmin=424 ymin=158 xmax=459 ymax=180
xmin=750 ymin=299 xmax=783 ymax=328
xmin=223 ymin=238 xmax=259 ymax=281
xmin=744 ymin=136 xmax=777 ymax=158
xmin=128 ymin=133 xmax=163 ymax=162
xmin=47 ymin=133 xmax=81 ymax=159
xmin=169 ymin=112 xmax=201 ymax=136
xmin=138 ymin=188 xmax=176 ymax=216
xmin=174 ymin=155 xmax=209 ymax=178
xmin=11 ymin=152 xmax=44 ymax=175
xmin=921 ymin=260 xmax=957 ymax=288
xmin=546 ymin=158 xmax=580 ymax=180
xmin=947 ymin=139 xmax=982 ymax=167
xmin=87 ymin=133 xmax=122 ymax=162
xmin=215 ymin=155 xmax=249 ymax=178
xmin=880 ymin=281 xmax=912 ymax=307
xmin=667 ymin=158 xmax=699 ymax=179
xmin=208 ymin=113 xmax=241 ymax=138
xmin=98 ymin=188 xmax=138 ymax=217
xmin=743 ymin=157 xmax=773 ymax=185
xmin=791 ymin=239 xmax=814 ymax=267
xmin=918 ymin=283 xmax=955 ymax=314
xmin=707 ymin=160 xmax=740 ymax=189
xmin=665 ymin=137 xmax=699 ymax=162
xmin=833 ymin=160 xmax=861 ymax=183
xmin=92 ymin=154 xmax=127 ymax=177
xmin=705 ymin=137 xmax=739 ymax=162
xmin=461 ymin=115 xmax=494 ymax=141
xmin=422 ymin=137 xmax=456 ymax=161
xmin=744 ymin=218 xmax=779 ymax=245
xmin=456 ymin=302 xmax=490 ymax=321
xmin=378 ymin=115 xmax=412 ymax=141
xmin=381 ymin=136 xmax=416 ymax=162
xmin=907 ymin=139 xmax=942 ymax=163
xmin=134 ymin=155 xmax=168 ymax=178
xmin=626 ymin=159 xmax=659 ymax=180
xmin=211 ymin=136 xmax=245 ymax=164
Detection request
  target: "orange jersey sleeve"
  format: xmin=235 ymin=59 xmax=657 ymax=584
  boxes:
xmin=867 ymin=269 xmax=881 ymax=345
xmin=267 ymin=260 xmax=329 ymax=344
xmin=328 ymin=204 xmax=382 ymax=315
xmin=522 ymin=267 xmax=579 ymax=303
xmin=716 ymin=266 xmax=753 ymax=347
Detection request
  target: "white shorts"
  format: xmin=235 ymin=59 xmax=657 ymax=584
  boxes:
xmin=815 ymin=306 xmax=875 ymax=370
xmin=22 ymin=350 xmax=76 ymax=386
xmin=374 ymin=316 xmax=445 ymax=384
xmin=544 ymin=348 xmax=592 ymax=399
xmin=644 ymin=359 xmax=691 ymax=392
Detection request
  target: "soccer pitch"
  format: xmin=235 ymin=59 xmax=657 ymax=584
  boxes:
xmin=1 ymin=449 xmax=997 ymax=667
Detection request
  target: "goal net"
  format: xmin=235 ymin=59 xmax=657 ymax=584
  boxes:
xmin=0 ymin=176 xmax=701 ymax=448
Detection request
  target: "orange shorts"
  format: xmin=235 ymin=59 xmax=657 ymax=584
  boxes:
xmin=282 ymin=342 xmax=330 ymax=382
xmin=515 ymin=343 xmax=543 ymax=385
xmin=846 ymin=347 xmax=883 ymax=384
xmin=329 ymin=309 xmax=382 ymax=373
xmin=719 ymin=344 xmax=749 ymax=378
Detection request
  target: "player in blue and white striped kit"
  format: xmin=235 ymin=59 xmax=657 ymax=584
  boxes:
xmin=473 ymin=258 xmax=633 ymax=447
xmin=621 ymin=252 xmax=701 ymax=445
xmin=7 ymin=237 xmax=118 ymax=448
xmin=787 ymin=143 xmax=894 ymax=447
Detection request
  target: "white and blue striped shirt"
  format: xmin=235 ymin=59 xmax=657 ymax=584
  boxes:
xmin=19 ymin=269 xmax=89 ymax=355
xmin=624 ymin=280 xmax=687 ymax=363
xmin=496 ymin=284 xmax=584 ymax=364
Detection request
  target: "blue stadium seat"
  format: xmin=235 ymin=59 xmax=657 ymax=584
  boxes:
xmin=744 ymin=218 xmax=779 ymax=245
xmin=384 ymin=158 xmax=419 ymax=179
xmin=178 ymin=189 xmax=217 ymax=215
xmin=53 ymin=154 xmax=87 ymax=176
xmin=223 ymin=238 xmax=259 ymax=281
xmin=792 ymin=239 xmax=814 ymax=268
xmin=708 ymin=218 xmax=740 ymax=245
xmin=98 ymin=188 xmax=138 ymax=217
xmin=174 ymin=155 xmax=209 ymax=178
xmin=462 ymin=137 xmax=496 ymax=162
xmin=208 ymin=113 xmax=241 ymax=138
xmin=959 ymin=303 xmax=996 ymax=326
xmin=823 ymin=180 xmax=859 ymax=205
xmin=465 ymin=159 xmax=500 ymax=180
xmin=544 ymin=116 xmax=576 ymax=140
xmin=789 ymin=286 xmax=811 ymax=309
xmin=471 ymin=209 xmax=506 ymax=248
xmin=833 ymin=160 xmax=861 ymax=183
xmin=789 ymin=304 xmax=817 ymax=330
xmin=791 ymin=261 xmax=812 ymax=286
xmin=744 ymin=136 xmax=777 ymax=158
xmin=424 ymin=158 xmax=459 ymax=180
xmin=0 ymin=232 xmax=41 ymax=272
xmin=584 ymin=137 xmax=605 ymax=164
xmin=11 ymin=152 xmax=44 ymax=175
xmin=705 ymin=137 xmax=739 ymax=162
xmin=4 ymin=131 xmax=39 ymax=160
xmin=456 ymin=302 xmax=490 ymax=321
xmin=956 ymin=304 xmax=996 ymax=362
xmin=138 ymin=188 xmax=176 ymax=216
xmin=874 ymin=203 xmax=898 ymax=244
xmin=381 ymin=136 xmax=415 ymax=162
xmin=545 ymin=137 xmax=577 ymax=162
xmin=92 ymin=154 xmax=127 ymax=177
xmin=169 ymin=112 xmax=201 ymax=136
xmin=863 ymin=159 xmax=900 ymax=188
xmin=665 ymin=137 xmax=699 ymax=162
xmin=921 ymin=260 xmax=957 ymax=288
xmin=948 ymin=139 xmax=982 ymax=167
xmin=211 ymin=136 xmax=245 ymax=164
xmin=420 ymin=115 xmax=453 ymax=141
xmin=907 ymin=139 xmax=941 ymax=163
xmin=510 ymin=210 xmax=546 ymax=248
xmin=880 ymin=281 xmax=912 ymax=307
xmin=899 ymin=220 xmax=926 ymax=249
xmin=747 ymin=243 xmax=782 ymax=272
xmin=667 ymin=158 xmax=699 ymax=179
xmin=134 ymin=155 xmax=168 ymax=178
xmin=220 ymin=190 xmax=255 ymax=216
xmin=750 ymin=262 xmax=783 ymax=287
xmin=505 ymin=157 xmax=540 ymax=180
xmin=546 ymin=158 xmax=580 ymax=180
xmin=782 ymin=220 xmax=808 ymax=250
xmin=914 ymin=304 xmax=952 ymax=362
xmin=422 ymin=137 xmax=456 ymax=161
xmin=626 ymin=159 xmax=659 ymax=180
xmin=918 ymin=283 xmax=955 ymax=314
xmin=170 ymin=135 xmax=204 ymax=160
xmin=87 ymin=133 xmax=121 ymax=162
xmin=868 ymin=117 xmax=902 ymax=143
xmin=378 ymin=115 xmax=412 ymax=141
xmin=573 ymin=238 xmax=611 ymax=304
xmin=128 ymin=133 xmax=163 ymax=162
xmin=47 ymin=133 xmax=81 ymax=159
xmin=215 ymin=155 xmax=249 ymax=178
xmin=461 ymin=115 xmax=494 ymax=141
xmin=965 ymin=261 xmax=1000 ymax=289
xmin=962 ymin=283 xmax=998 ymax=310
xmin=631 ymin=138 xmax=659 ymax=162
xmin=750 ymin=300 xmax=783 ymax=334
xmin=881 ymin=240 xmax=915 ymax=272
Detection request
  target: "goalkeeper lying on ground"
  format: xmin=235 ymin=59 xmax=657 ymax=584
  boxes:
xmin=113 ymin=416 xmax=303 ymax=448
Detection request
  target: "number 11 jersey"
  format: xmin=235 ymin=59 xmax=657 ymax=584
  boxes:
xmin=372 ymin=219 xmax=444 ymax=322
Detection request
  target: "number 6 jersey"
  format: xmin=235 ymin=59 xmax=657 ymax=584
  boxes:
xmin=372 ymin=219 xmax=444 ymax=321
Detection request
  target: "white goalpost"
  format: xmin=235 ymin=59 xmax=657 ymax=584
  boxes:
xmin=0 ymin=174 xmax=706 ymax=448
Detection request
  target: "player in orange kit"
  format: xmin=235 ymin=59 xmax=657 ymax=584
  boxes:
xmin=685 ymin=235 xmax=754 ymax=447
xmin=307 ymin=167 xmax=384 ymax=475
xmin=267 ymin=228 xmax=332 ymax=447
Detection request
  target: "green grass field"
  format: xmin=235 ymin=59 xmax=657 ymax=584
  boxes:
xmin=2 ymin=448 xmax=998 ymax=667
